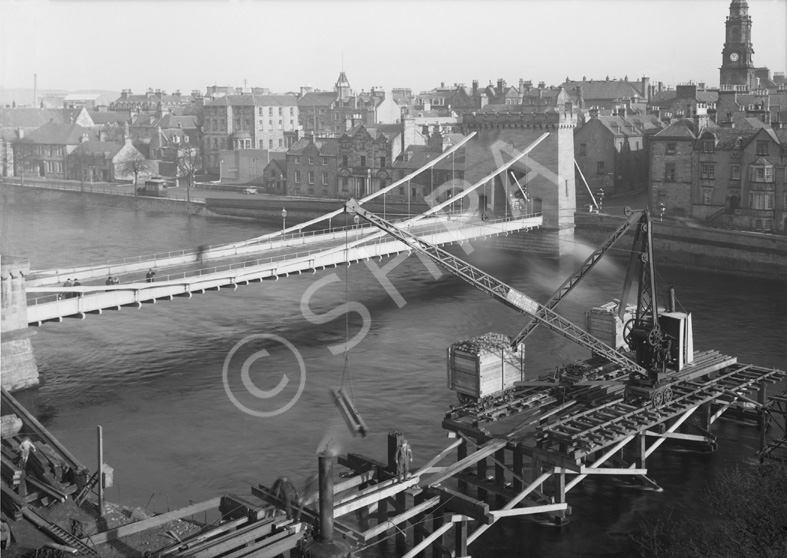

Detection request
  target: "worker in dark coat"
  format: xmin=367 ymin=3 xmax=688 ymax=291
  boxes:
xmin=271 ymin=477 xmax=299 ymax=519
xmin=145 ymin=269 xmax=156 ymax=283
xmin=395 ymin=437 xmax=413 ymax=482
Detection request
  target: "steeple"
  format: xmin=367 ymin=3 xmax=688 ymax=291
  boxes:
xmin=720 ymin=0 xmax=756 ymax=89
xmin=335 ymin=71 xmax=351 ymax=102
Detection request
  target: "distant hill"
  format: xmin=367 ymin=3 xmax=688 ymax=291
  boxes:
xmin=0 ymin=88 xmax=121 ymax=108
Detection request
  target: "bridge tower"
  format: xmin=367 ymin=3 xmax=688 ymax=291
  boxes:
xmin=1 ymin=256 xmax=39 ymax=391
xmin=462 ymin=87 xmax=577 ymax=256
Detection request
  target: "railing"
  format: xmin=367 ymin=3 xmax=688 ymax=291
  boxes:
xmin=1 ymin=178 xmax=206 ymax=204
xmin=26 ymin=212 xmax=541 ymax=306
xmin=705 ymin=206 xmax=728 ymax=225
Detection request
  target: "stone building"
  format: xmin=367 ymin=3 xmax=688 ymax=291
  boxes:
xmin=202 ymin=94 xmax=299 ymax=174
xmin=649 ymin=117 xmax=786 ymax=234
xmin=461 ymin=88 xmax=578 ymax=253
xmin=286 ymin=137 xmax=339 ymax=197
xmin=574 ymin=109 xmax=664 ymax=199
xmin=68 ymin=138 xmax=147 ymax=183
xmin=336 ymin=124 xmax=402 ymax=198
xmin=13 ymin=123 xmax=97 ymax=179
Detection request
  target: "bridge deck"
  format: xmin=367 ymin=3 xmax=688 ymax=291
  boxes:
xmin=26 ymin=214 xmax=541 ymax=325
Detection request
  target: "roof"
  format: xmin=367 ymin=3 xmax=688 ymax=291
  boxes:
xmin=64 ymin=92 xmax=101 ymax=101
xmin=288 ymin=137 xmax=339 ymax=156
xmin=71 ymin=140 xmax=123 ymax=157
xmin=699 ymin=128 xmax=759 ymax=149
xmin=205 ymin=94 xmax=298 ymax=107
xmin=561 ymin=79 xmax=643 ymax=101
xmin=653 ymin=119 xmax=697 ymax=139
xmin=732 ymin=116 xmax=769 ymax=129
xmin=87 ymin=111 xmax=130 ymax=125
xmin=0 ymin=108 xmax=54 ymax=129
xmin=21 ymin=122 xmax=96 ymax=145
xmin=593 ymin=116 xmax=646 ymax=137
xmin=394 ymin=145 xmax=466 ymax=171
xmin=298 ymin=92 xmax=336 ymax=107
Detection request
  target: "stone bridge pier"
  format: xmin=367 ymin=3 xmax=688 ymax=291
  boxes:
xmin=2 ymin=255 xmax=39 ymax=391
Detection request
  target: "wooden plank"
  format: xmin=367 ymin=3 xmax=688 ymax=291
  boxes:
xmin=399 ymin=522 xmax=454 ymax=558
xmin=333 ymin=476 xmax=420 ymax=518
xmin=361 ymin=496 xmax=440 ymax=541
xmin=187 ymin=522 xmax=285 ymax=558
xmin=83 ymin=497 xmax=221 ymax=545
xmin=430 ymin=486 xmax=492 ymax=524
xmin=158 ymin=517 xmax=249 ymax=557
xmin=1 ymin=388 xmax=86 ymax=472
xmin=489 ymin=503 xmax=568 ymax=519
xmin=422 ymin=438 xmax=508 ymax=487
xmin=334 ymin=470 xmax=375 ymax=495
xmin=417 ymin=438 xmax=464 ymax=473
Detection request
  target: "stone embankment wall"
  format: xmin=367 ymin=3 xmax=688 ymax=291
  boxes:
xmin=574 ymin=212 xmax=787 ymax=278
xmin=1 ymin=183 xmax=207 ymax=215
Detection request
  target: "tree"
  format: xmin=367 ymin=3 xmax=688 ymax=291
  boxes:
xmin=12 ymin=139 xmax=33 ymax=186
xmin=633 ymin=462 xmax=787 ymax=558
xmin=119 ymin=155 xmax=151 ymax=196
xmin=174 ymin=143 xmax=202 ymax=203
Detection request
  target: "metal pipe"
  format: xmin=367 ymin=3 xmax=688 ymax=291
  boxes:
xmin=318 ymin=451 xmax=334 ymax=543
xmin=668 ymin=286 xmax=676 ymax=313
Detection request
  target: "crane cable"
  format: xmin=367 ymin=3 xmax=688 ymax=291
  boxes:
xmin=341 ymin=223 xmax=355 ymax=404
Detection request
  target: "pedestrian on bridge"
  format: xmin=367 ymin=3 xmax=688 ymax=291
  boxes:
xmin=106 ymin=276 xmax=114 ymax=285
xmin=61 ymin=278 xmax=73 ymax=300
xmin=73 ymin=279 xmax=81 ymax=297
xmin=146 ymin=269 xmax=156 ymax=283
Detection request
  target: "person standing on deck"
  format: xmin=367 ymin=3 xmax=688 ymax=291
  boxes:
xmin=395 ymin=437 xmax=413 ymax=482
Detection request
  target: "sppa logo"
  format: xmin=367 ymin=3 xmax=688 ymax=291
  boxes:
xmin=222 ymin=334 xmax=306 ymax=417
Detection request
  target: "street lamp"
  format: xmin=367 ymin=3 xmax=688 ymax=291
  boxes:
xmin=597 ymin=188 xmax=605 ymax=212
xmin=281 ymin=207 xmax=287 ymax=231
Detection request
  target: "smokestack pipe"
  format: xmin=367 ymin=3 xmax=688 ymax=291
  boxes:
xmin=318 ymin=451 xmax=334 ymax=544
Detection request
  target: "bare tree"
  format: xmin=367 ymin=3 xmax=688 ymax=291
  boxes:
xmin=119 ymin=155 xmax=151 ymax=196
xmin=174 ymin=143 xmax=202 ymax=203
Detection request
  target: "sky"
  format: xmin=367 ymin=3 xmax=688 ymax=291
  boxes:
xmin=1 ymin=0 xmax=786 ymax=96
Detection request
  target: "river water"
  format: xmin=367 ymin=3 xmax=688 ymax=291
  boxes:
xmin=2 ymin=193 xmax=786 ymax=557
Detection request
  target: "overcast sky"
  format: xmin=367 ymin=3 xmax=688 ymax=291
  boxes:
xmin=1 ymin=0 xmax=785 ymax=95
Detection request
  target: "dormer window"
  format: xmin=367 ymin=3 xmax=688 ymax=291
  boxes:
xmin=702 ymin=140 xmax=715 ymax=153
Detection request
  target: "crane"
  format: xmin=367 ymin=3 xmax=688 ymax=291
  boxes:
xmin=344 ymin=199 xmax=648 ymax=378
xmin=344 ymin=200 xmax=686 ymax=407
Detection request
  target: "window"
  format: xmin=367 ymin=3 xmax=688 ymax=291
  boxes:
xmin=732 ymin=151 xmax=740 ymax=160
xmin=597 ymin=161 xmax=605 ymax=175
xmin=399 ymin=186 xmax=404 ymax=195
xmin=269 ymin=139 xmax=273 ymax=149
xmin=278 ymin=139 xmax=283 ymax=147
xmin=730 ymin=164 xmax=741 ymax=180
xmin=700 ymin=163 xmax=715 ymax=179
xmin=380 ymin=156 xmax=386 ymax=167
xmin=380 ymin=179 xmax=386 ymax=189
xmin=259 ymin=107 xmax=263 ymax=116
xmin=308 ymin=171 xmax=314 ymax=184
xmin=665 ymin=162 xmax=676 ymax=182
xmin=308 ymin=157 xmax=314 ymax=165
xmin=750 ymin=191 xmax=774 ymax=210
xmin=702 ymin=189 xmax=712 ymax=204
xmin=749 ymin=165 xmax=774 ymax=182
xmin=342 ymin=155 xmax=348 ymax=167
xmin=756 ymin=141 xmax=769 ymax=156
xmin=269 ymin=108 xmax=273 ymax=115
xmin=702 ymin=140 xmax=715 ymax=153
xmin=321 ymin=172 xmax=327 ymax=185
xmin=342 ymin=177 xmax=349 ymax=191
xmin=666 ymin=143 xmax=676 ymax=155
xmin=295 ymin=156 xmax=301 ymax=164
xmin=295 ymin=171 xmax=301 ymax=183
xmin=754 ymin=219 xmax=763 ymax=231
xmin=765 ymin=219 xmax=773 ymax=232
xmin=360 ymin=155 xmax=366 ymax=167
xmin=579 ymin=143 xmax=587 ymax=156
xmin=278 ymin=107 xmax=283 ymax=115
xmin=290 ymin=107 xmax=294 ymax=115
xmin=411 ymin=187 xmax=417 ymax=198
xmin=269 ymin=119 xmax=273 ymax=126
xmin=322 ymin=157 xmax=328 ymax=165
xmin=259 ymin=140 xmax=264 ymax=149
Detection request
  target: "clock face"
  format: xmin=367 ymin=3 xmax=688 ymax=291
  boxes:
xmin=729 ymin=52 xmax=740 ymax=62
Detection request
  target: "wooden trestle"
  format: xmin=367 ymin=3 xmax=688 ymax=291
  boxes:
xmin=157 ymin=351 xmax=783 ymax=558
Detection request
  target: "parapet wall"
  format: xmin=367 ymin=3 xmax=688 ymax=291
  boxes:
xmin=1 ymin=256 xmax=39 ymax=391
xmin=574 ymin=212 xmax=787 ymax=278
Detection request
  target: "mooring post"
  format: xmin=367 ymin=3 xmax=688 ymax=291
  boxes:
xmin=477 ymin=452 xmax=488 ymax=501
xmin=457 ymin=443 xmax=468 ymax=492
xmin=413 ymin=491 xmax=425 ymax=548
xmin=494 ymin=448 xmax=506 ymax=506
xmin=513 ymin=448 xmax=523 ymax=492
xmin=758 ymin=382 xmax=768 ymax=452
xmin=97 ymin=425 xmax=104 ymax=517
xmin=553 ymin=469 xmax=567 ymax=524
xmin=376 ymin=494 xmax=388 ymax=543
xmin=396 ymin=491 xmax=407 ymax=547
xmin=431 ymin=510 xmax=444 ymax=557
xmin=636 ymin=433 xmax=647 ymax=469
xmin=455 ymin=518 xmax=468 ymax=557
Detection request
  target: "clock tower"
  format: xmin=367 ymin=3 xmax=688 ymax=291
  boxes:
xmin=720 ymin=0 xmax=756 ymax=89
